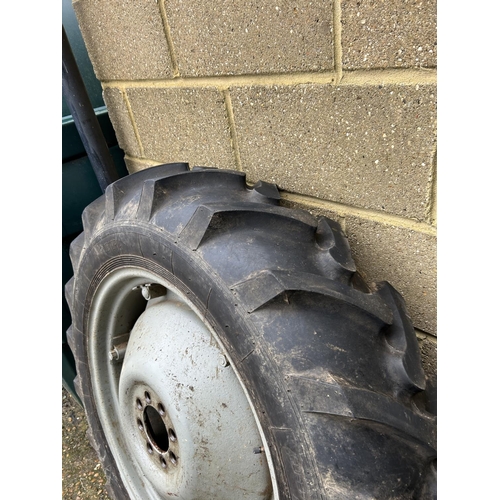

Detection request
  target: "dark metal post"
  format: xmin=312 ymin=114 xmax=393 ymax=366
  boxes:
xmin=62 ymin=25 xmax=119 ymax=192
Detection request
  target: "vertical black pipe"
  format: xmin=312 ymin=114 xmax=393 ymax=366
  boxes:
xmin=62 ymin=25 xmax=119 ymax=192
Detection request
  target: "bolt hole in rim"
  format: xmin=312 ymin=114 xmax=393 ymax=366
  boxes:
xmin=88 ymin=266 xmax=278 ymax=499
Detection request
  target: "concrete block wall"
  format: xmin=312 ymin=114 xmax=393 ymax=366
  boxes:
xmin=73 ymin=0 xmax=437 ymax=380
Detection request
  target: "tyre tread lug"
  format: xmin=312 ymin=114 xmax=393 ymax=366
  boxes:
xmin=290 ymin=375 xmax=436 ymax=450
xmin=377 ymin=282 xmax=427 ymax=393
xmin=69 ymin=232 xmax=85 ymax=270
xmin=178 ymin=201 xmax=317 ymax=251
xmin=315 ymin=217 xmax=356 ymax=273
xmin=232 ymin=269 xmax=393 ymax=324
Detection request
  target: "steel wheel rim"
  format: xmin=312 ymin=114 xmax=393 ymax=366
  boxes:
xmin=88 ymin=266 xmax=277 ymax=499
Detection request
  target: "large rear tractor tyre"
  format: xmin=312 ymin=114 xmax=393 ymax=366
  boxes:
xmin=66 ymin=163 xmax=436 ymax=499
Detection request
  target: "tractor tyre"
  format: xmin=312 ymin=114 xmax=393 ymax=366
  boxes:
xmin=65 ymin=163 xmax=437 ymax=499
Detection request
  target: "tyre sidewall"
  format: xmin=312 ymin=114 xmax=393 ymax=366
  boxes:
xmin=71 ymin=223 xmax=315 ymax=499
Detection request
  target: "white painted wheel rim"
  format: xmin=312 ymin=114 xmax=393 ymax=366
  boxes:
xmin=88 ymin=267 xmax=276 ymax=499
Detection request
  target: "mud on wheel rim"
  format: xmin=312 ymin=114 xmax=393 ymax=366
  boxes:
xmin=67 ymin=163 xmax=436 ymax=499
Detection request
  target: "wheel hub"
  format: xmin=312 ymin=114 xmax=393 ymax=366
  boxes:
xmin=133 ymin=385 xmax=179 ymax=472
xmin=89 ymin=267 xmax=274 ymax=499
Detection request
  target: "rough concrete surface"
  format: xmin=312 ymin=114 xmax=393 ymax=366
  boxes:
xmin=166 ymin=0 xmax=335 ymax=76
xmin=126 ymin=87 xmax=236 ymax=169
xmin=103 ymin=88 xmax=142 ymax=158
xmin=231 ymin=82 xmax=436 ymax=220
xmin=62 ymin=387 xmax=111 ymax=500
xmin=418 ymin=334 xmax=437 ymax=389
xmin=341 ymin=0 xmax=437 ymax=69
xmin=73 ymin=0 xmax=173 ymax=80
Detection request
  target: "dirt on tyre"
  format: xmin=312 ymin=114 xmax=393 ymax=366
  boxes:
xmin=65 ymin=163 xmax=437 ymax=499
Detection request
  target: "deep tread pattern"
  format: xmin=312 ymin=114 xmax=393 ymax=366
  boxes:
xmin=81 ymin=197 xmax=105 ymax=238
xmin=232 ymin=269 xmax=393 ymax=324
xmin=104 ymin=183 xmax=119 ymax=222
xmin=64 ymin=277 xmax=75 ymax=313
xmin=378 ymin=282 xmax=427 ymax=393
xmin=67 ymin=164 xmax=436 ymax=500
xmin=291 ymin=375 xmax=436 ymax=449
xmin=69 ymin=232 xmax=85 ymax=271
xmin=251 ymin=179 xmax=281 ymax=201
xmin=66 ymin=325 xmax=76 ymax=356
xmin=315 ymin=217 xmax=356 ymax=273
xmin=135 ymin=178 xmax=157 ymax=222
xmin=156 ymin=168 xmax=247 ymax=193
xmin=178 ymin=202 xmax=317 ymax=250
xmin=114 ymin=162 xmax=189 ymax=191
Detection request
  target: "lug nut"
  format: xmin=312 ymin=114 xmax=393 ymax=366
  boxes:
xmin=108 ymin=341 xmax=128 ymax=362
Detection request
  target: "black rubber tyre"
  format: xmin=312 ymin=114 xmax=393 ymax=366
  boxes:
xmin=66 ymin=163 xmax=436 ymax=499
